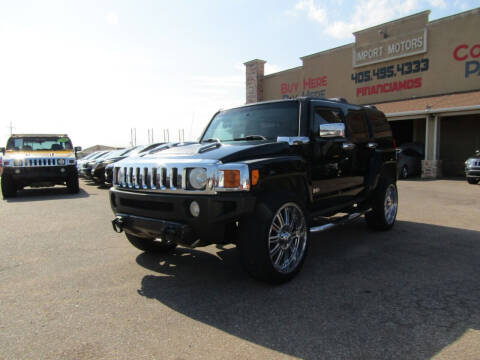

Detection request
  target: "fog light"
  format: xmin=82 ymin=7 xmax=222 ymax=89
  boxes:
xmin=189 ymin=201 xmax=200 ymax=217
xmin=15 ymin=169 xmax=21 ymax=174
xmin=60 ymin=168 xmax=66 ymax=173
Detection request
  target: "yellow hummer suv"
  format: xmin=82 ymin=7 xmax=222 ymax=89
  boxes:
xmin=1 ymin=134 xmax=81 ymax=198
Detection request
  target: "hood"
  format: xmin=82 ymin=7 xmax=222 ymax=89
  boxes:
xmin=137 ymin=140 xmax=293 ymax=163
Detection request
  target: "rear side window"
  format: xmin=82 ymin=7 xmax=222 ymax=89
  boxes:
xmin=369 ymin=112 xmax=392 ymax=139
xmin=345 ymin=110 xmax=370 ymax=143
xmin=314 ymin=108 xmax=343 ymax=125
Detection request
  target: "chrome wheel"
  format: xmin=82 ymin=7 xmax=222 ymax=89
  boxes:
xmin=384 ymin=184 xmax=398 ymax=225
xmin=268 ymin=202 xmax=307 ymax=274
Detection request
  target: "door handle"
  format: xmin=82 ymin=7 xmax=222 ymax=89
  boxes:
xmin=367 ymin=142 xmax=378 ymax=149
xmin=342 ymin=142 xmax=356 ymax=150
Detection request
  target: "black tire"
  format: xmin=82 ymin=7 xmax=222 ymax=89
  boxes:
xmin=400 ymin=165 xmax=408 ymax=179
xmin=66 ymin=172 xmax=80 ymax=194
xmin=125 ymin=233 xmax=177 ymax=253
xmin=1 ymin=175 xmax=17 ymax=198
xmin=467 ymin=178 xmax=479 ymax=184
xmin=365 ymin=177 xmax=398 ymax=231
xmin=238 ymin=193 xmax=309 ymax=284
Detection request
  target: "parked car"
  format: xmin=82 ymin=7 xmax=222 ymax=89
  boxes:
xmin=465 ymin=149 xmax=480 ymax=184
xmin=92 ymin=147 xmax=147 ymax=184
xmin=81 ymin=151 xmax=113 ymax=178
xmin=109 ymin=97 xmax=397 ymax=283
xmin=77 ymin=151 xmax=109 ymax=176
xmin=1 ymin=133 xmax=81 ymax=198
xmin=396 ymin=142 xmax=424 ymax=179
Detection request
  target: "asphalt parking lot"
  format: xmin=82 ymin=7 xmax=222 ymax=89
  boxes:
xmin=1 ymin=179 xmax=479 ymax=360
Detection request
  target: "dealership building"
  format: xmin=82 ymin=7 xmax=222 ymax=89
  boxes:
xmin=244 ymin=8 xmax=480 ymax=178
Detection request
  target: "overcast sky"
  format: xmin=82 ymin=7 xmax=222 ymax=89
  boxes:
xmin=0 ymin=0 xmax=477 ymax=148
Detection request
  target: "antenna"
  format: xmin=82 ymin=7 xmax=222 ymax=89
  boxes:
xmin=8 ymin=121 xmax=14 ymax=135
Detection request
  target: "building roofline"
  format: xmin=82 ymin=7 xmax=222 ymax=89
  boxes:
xmin=353 ymin=10 xmax=431 ymax=36
xmin=428 ymin=7 xmax=479 ymax=25
xmin=264 ymin=66 xmax=303 ymax=79
xmin=300 ymin=43 xmax=354 ymax=61
xmin=243 ymin=59 xmax=266 ymax=66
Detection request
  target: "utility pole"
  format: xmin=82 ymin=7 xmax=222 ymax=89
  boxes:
xmin=8 ymin=121 xmax=14 ymax=135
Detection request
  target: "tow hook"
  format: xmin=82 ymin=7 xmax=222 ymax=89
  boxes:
xmin=112 ymin=216 xmax=124 ymax=233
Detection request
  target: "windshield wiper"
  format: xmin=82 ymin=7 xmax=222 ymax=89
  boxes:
xmin=232 ymin=135 xmax=267 ymax=141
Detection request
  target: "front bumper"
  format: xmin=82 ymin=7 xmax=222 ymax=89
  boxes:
xmin=466 ymin=168 xmax=480 ymax=179
xmin=2 ymin=165 xmax=76 ymax=183
xmin=109 ymin=187 xmax=256 ymax=246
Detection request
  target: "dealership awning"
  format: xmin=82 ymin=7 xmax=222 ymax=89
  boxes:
xmin=374 ymin=90 xmax=480 ymax=120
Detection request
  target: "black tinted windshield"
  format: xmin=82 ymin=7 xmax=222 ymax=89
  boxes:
xmin=201 ymin=102 xmax=299 ymax=142
xmin=7 ymin=136 xmax=73 ymax=151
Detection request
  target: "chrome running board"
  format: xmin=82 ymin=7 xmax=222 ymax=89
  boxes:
xmin=309 ymin=210 xmax=370 ymax=233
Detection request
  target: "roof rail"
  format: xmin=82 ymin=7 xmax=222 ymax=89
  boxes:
xmin=327 ymin=97 xmax=348 ymax=103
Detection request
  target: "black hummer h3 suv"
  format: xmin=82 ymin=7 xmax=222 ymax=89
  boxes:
xmin=110 ymin=97 xmax=398 ymax=283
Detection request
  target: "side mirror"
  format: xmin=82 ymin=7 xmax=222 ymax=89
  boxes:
xmin=75 ymin=146 xmax=82 ymax=152
xmin=475 ymin=149 xmax=480 ymax=155
xmin=319 ymin=123 xmax=346 ymax=138
xmin=0 ymin=147 xmax=5 ymax=154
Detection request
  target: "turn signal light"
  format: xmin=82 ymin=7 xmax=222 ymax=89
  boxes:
xmin=223 ymin=170 xmax=240 ymax=188
xmin=251 ymin=169 xmax=259 ymax=186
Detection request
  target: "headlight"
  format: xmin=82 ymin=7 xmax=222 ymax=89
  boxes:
xmin=465 ymin=159 xmax=474 ymax=167
xmin=57 ymin=159 xmax=66 ymax=165
xmin=13 ymin=159 xmax=23 ymax=166
xmin=188 ymin=168 xmax=207 ymax=190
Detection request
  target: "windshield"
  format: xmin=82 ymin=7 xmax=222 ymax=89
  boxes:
xmin=103 ymin=149 xmax=127 ymax=159
xmin=201 ymin=102 xmax=299 ymax=142
xmin=7 ymin=136 xmax=73 ymax=151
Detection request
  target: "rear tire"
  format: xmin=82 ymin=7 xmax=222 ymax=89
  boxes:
xmin=238 ymin=193 xmax=309 ymax=284
xmin=66 ymin=172 xmax=80 ymax=194
xmin=467 ymin=178 xmax=479 ymax=184
xmin=1 ymin=175 xmax=17 ymax=198
xmin=126 ymin=233 xmax=177 ymax=253
xmin=365 ymin=177 xmax=398 ymax=231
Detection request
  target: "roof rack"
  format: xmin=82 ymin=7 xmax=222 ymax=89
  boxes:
xmin=327 ymin=97 xmax=348 ymax=103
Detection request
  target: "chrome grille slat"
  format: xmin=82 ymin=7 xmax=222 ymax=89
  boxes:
xmin=9 ymin=157 xmax=72 ymax=167
xmin=112 ymin=160 xmax=249 ymax=195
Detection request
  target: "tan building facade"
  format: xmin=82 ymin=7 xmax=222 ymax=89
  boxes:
xmin=244 ymin=8 xmax=480 ymax=178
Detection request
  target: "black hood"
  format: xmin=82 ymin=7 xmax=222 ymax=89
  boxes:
xmin=140 ymin=140 xmax=293 ymax=163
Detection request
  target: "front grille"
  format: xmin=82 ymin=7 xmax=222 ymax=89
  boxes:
xmin=113 ymin=159 xmax=250 ymax=195
xmin=113 ymin=159 xmax=221 ymax=195
xmin=116 ymin=165 xmax=205 ymax=193
xmin=473 ymin=161 xmax=480 ymax=167
xmin=8 ymin=158 xmax=73 ymax=167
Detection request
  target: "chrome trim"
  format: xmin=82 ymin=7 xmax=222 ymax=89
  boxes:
xmin=277 ymin=136 xmax=310 ymax=145
xmin=3 ymin=157 xmax=76 ymax=167
xmin=342 ymin=142 xmax=356 ymax=150
xmin=112 ymin=158 xmax=250 ymax=194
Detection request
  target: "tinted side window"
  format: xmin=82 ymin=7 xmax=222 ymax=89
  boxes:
xmin=314 ymin=108 xmax=343 ymax=125
xmin=369 ymin=112 xmax=392 ymax=139
xmin=345 ymin=110 xmax=370 ymax=142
